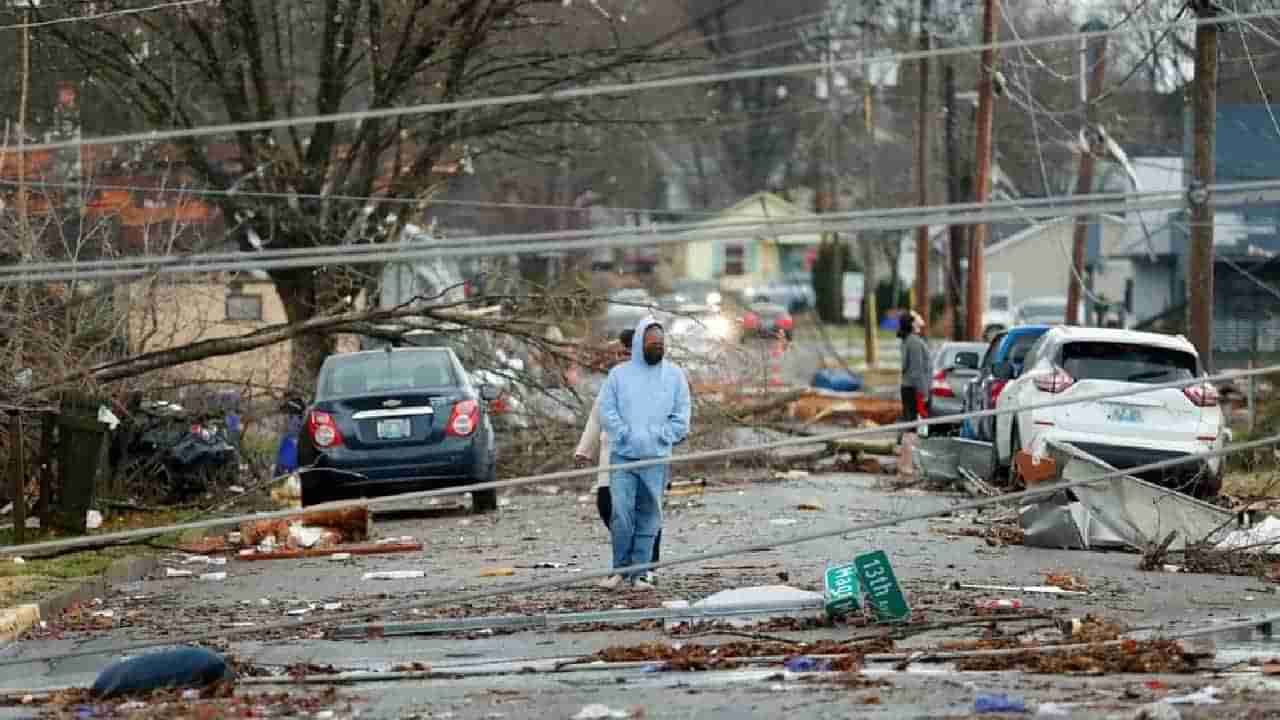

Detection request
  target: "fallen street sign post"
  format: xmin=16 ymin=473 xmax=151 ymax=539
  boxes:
xmin=824 ymin=563 xmax=862 ymax=618
xmin=854 ymin=550 xmax=911 ymax=623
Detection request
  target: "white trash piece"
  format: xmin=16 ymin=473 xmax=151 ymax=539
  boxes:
xmin=363 ymin=570 xmax=425 ymax=581
xmin=86 ymin=510 xmax=103 ymax=529
xmin=199 ymin=572 xmax=227 ymax=582
xmin=97 ymin=406 xmax=120 ymax=430
xmin=288 ymin=523 xmax=325 ymax=549
xmin=1217 ymin=516 xmax=1280 ymax=554
xmin=573 ymin=705 xmax=629 ymax=720
xmin=329 ymin=553 xmax=352 ymax=562
xmin=165 ymin=568 xmax=193 ymax=578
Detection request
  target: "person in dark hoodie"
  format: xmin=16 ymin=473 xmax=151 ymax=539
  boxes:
xmin=597 ymin=316 xmax=691 ymax=590
xmin=898 ymin=310 xmax=932 ymax=426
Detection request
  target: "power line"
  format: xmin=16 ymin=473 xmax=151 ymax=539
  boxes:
xmin=0 ymin=0 xmax=210 ymax=31
xmin=6 ymin=179 xmax=1280 ymax=284
xmin=11 ymin=9 xmax=1280 ymax=155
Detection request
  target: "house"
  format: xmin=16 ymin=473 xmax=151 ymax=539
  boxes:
xmin=1111 ymin=108 xmax=1280 ymax=367
xmin=669 ymin=192 xmax=822 ymax=294
xmin=981 ymin=214 xmax=1134 ymax=313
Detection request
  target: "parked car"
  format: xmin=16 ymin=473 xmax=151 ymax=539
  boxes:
xmin=740 ymin=302 xmax=793 ymax=341
xmin=296 ymin=347 xmax=500 ymax=511
xmin=1013 ymin=296 xmax=1085 ymax=326
xmin=669 ymin=279 xmax=723 ymax=310
xmin=740 ymin=275 xmax=814 ymax=313
xmin=961 ymin=325 xmax=1054 ymax=442
xmin=991 ymin=327 xmax=1225 ymax=497
xmin=928 ymin=341 xmax=988 ymax=431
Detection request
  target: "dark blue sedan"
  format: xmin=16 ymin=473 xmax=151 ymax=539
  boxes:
xmin=297 ymin=347 xmax=499 ymax=511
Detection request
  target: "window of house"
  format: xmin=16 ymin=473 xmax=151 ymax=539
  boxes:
xmin=225 ymin=294 xmax=263 ymax=322
xmin=723 ymin=244 xmax=745 ymax=276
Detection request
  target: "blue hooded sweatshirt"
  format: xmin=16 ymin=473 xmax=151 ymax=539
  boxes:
xmin=599 ymin=316 xmax=692 ymax=461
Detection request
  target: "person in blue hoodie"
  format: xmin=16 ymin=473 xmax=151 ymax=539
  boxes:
xmin=597 ymin=316 xmax=691 ymax=590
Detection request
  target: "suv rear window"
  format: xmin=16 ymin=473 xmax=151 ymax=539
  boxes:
xmin=1060 ymin=342 xmax=1197 ymax=384
xmin=320 ymin=352 xmax=456 ymax=399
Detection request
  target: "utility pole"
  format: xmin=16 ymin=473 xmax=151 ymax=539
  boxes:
xmin=1066 ymin=19 xmax=1108 ymax=326
xmin=1189 ymin=0 xmax=1218 ymax=369
xmin=914 ymin=0 xmax=932 ymax=326
xmin=943 ymin=61 xmax=966 ymax=341
xmin=862 ymin=19 xmax=879 ymax=369
xmin=965 ymin=0 xmax=998 ymax=341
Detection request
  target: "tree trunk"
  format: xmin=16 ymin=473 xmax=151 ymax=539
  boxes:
xmin=274 ymin=271 xmax=335 ymax=394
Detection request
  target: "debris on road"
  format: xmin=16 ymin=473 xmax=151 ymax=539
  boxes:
xmin=240 ymin=506 xmax=372 ymax=549
xmin=480 ymin=567 xmax=516 ymax=577
xmin=974 ymin=694 xmax=1026 ymax=714
xmin=797 ymin=501 xmax=825 ymax=511
xmin=91 ymin=647 xmax=234 ymax=699
xmin=573 ymin=704 xmax=633 ymax=720
xmin=953 ymin=639 xmax=1201 ymax=674
xmin=239 ymin=541 xmax=422 ymax=561
xmin=362 ymin=570 xmax=426 ymax=581
xmin=953 ymin=582 xmax=1087 ymax=596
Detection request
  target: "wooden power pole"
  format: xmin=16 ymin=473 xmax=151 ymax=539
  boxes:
xmin=914 ymin=0 xmax=933 ymax=325
xmin=943 ymin=62 xmax=966 ymax=341
xmin=1066 ymin=20 xmax=1108 ymax=326
xmin=966 ymin=0 xmax=998 ymax=341
xmin=1189 ymin=0 xmax=1219 ymax=369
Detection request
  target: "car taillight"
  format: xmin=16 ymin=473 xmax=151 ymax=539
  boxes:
xmin=307 ymin=410 xmax=344 ymax=449
xmin=1033 ymin=367 xmax=1075 ymax=394
xmin=777 ymin=316 xmax=793 ymax=330
xmin=447 ymin=400 xmax=480 ymax=437
xmin=931 ymin=369 xmax=953 ymax=398
xmin=989 ymin=379 xmax=1009 ymax=405
xmin=742 ymin=312 xmax=759 ymax=330
xmin=1184 ymin=382 xmax=1219 ymax=407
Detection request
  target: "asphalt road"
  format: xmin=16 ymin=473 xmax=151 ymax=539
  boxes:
xmin=5 ymin=472 xmax=1280 ymax=718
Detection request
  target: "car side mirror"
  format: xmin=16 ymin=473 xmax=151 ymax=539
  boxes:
xmin=479 ymin=384 xmax=500 ymax=402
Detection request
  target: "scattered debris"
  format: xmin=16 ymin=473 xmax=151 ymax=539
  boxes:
xmin=480 ymin=567 xmax=516 ymax=577
xmin=1044 ymin=573 xmax=1088 ymax=592
xmin=573 ymin=704 xmax=630 ymax=720
xmin=797 ymin=502 xmax=825 ymax=512
xmin=239 ymin=542 xmax=422 ymax=561
xmin=953 ymin=582 xmax=1087 ymax=596
xmin=974 ymin=694 xmax=1025 ymax=714
xmin=240 ymin=506 xmax=371 ymax=549
xmin=199 ymin=572 xmax=228 ymax=582
xmin=86 ymin=510 xmax=103 ymax=530
xmin=953 ymin=640 xmax=1200 ymax=674
xmin=1217 ymin=516 xmax=1280 ymax=554
xmin=362 ymin=570 xmax=426 ymax=581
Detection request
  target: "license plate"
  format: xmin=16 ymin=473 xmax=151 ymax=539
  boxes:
xmin=376 ymin=418 xmax=411 ymax=440
xmin=1106 ymin=406 xmax=1143 ymax=424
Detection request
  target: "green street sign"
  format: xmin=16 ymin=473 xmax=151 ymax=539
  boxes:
xmin=824 ymin=563 xmax=862 ymax=618
xmin=854 ymin=550 xmax=910 ymax=623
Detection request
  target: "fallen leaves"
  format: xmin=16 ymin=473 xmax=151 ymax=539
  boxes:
xmin=591 ymin=638 xmax=895 ymax=672
xmin=953 ymin=640 xmax=1199 ymax=674
xmin=1044 ymin=572 xmax=1088 ymax=592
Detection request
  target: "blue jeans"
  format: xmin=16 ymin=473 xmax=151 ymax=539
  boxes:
xmin=608 ymin=457 xmax=667 ymax=580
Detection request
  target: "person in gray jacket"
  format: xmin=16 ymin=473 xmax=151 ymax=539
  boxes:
xmin=898 ymin=310 xmax=931 ymax=425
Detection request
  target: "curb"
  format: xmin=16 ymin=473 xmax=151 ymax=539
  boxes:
xmin=0 ymin=555 xmax=160 ymax=644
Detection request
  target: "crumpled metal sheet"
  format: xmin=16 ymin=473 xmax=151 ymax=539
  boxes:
xmin=913 ymin=436 xmax=994 ymax=488
xmin=1039 ymin=438 xmax=1239 ymax=548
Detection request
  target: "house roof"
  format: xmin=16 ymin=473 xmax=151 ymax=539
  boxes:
xmin=984 ymin=214 xmax=1128 ymax=258
xmin=689 ymin=192 xmax=822 ymax=247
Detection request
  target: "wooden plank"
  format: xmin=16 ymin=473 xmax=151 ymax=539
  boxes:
xmin=238 ymin=542 xmax=422 ymax=561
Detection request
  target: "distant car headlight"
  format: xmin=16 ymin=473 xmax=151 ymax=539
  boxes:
xmin=707 ymin=291 xmax=722 ymax=306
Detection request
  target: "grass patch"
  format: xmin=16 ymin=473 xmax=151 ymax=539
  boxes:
xmin=0 ymin=506 xmax=212 ymax=607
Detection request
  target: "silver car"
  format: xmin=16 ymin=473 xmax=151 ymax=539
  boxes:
xmin=929 ymin=341 xmax=987 ymax=430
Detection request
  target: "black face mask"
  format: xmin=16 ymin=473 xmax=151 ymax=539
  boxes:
xmin=643 ymin=347 xmax=664 ymax=365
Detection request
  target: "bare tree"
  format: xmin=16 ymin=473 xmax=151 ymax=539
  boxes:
xmin=30 ymin=1 xmax=688 ymax=391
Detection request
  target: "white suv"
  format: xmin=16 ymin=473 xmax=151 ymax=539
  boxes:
xmin=992 ymin=327 xmax=1225 ymax=497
